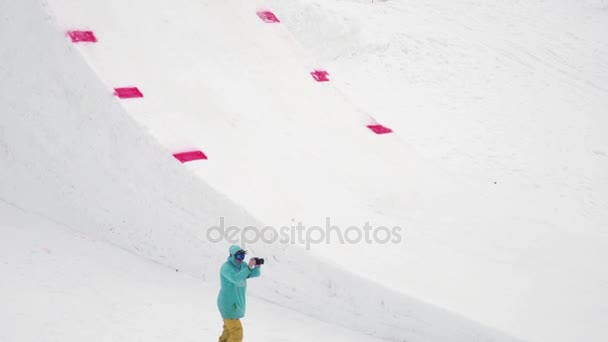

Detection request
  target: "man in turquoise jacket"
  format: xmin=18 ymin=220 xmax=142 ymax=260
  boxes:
xmin=217 ymin=244 xmax=262 ymax=342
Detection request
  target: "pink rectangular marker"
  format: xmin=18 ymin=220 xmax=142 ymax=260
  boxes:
xmin=173 ymin=150 xmax=208 ymax=163
xmin=113 ymin=87 xmax=143 ymax=99
xmin=257 ymin=11 xmax=280 ymax=23
xmin=67 ymin=30 xmax=97 ymax=43
xmin=367 ymin=124 xmax=393 ymax=134
xmin=311 ymin=70 xmax=330 ymax=82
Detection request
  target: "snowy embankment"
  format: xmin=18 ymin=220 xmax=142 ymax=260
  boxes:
xmin=0 ymin=202 xmax=388 ymax=342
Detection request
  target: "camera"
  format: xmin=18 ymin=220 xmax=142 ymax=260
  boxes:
xmin=253 ymin=257 xmax=265 ymax=265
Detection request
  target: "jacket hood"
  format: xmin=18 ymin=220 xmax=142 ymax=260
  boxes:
xmin=229 ymin=244 xmax=242 ymax=256
xmin=228 ymin=244 xmax=244 ymax=266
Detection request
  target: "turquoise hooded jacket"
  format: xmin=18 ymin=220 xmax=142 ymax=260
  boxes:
xmin=217 ymin=245 xmax=261 ymax=319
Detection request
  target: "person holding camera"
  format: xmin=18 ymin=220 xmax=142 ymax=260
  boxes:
xmin=217 ymin=244 xmax=263 ymax=342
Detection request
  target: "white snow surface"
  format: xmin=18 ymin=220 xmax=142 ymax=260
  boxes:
xmin=0 ymin=202 xmax=388 ymax=342
xmin=1 ymin=0 xmax=607 ymax=341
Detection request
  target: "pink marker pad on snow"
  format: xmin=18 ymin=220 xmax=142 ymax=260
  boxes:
xmin=367 ymin=124 xmax=393 ymax=135
xmin=310 ymin=70 xmax=330 ymax=82
xmin=113 ymin=87 xmax=143 ymax=99
xmin=257 ymin=11 xmax=280 ymax=23
xmin=173 ymin=150 xmax=208 ymax=163
xmin=67 ymin=30 xmax=97 ymax=43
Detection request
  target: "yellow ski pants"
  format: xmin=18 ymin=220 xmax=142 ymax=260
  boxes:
xmin=218 ymin=319 xmax=243 ymax=342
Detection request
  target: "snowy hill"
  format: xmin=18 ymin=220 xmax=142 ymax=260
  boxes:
xmin=1 ymin=0 xmax=607 ymax=341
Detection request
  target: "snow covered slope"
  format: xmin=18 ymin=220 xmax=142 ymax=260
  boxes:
xmin=0 ymin=0 xmax=523 ymax=341
xmin=264 ymin=1 xmax=608 ymax=341
xmin=36 ymin=0 xmax=608 ymax=341
xmin=0 ymin=202 xmax=389 ymax=342
xmin=2 ymin=0 xmax=607 ymax=341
